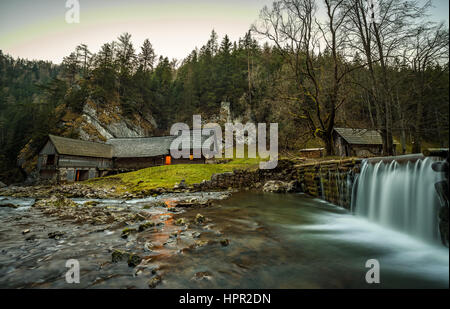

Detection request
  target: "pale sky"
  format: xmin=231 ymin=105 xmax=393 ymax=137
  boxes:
xmin=0 ymin=0 xmax=448 ymax=64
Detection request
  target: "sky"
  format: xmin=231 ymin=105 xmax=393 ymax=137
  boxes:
xmin=0 ymin=0 xmax=448 ymax=64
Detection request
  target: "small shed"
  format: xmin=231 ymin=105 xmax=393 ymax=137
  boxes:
xmin=38 ymin=135 xmax=113 ymax=182
xmin=333 ymin=128 xmax=397 ymax=157
xmin=299 ymin=148 xmax=325 ymax=158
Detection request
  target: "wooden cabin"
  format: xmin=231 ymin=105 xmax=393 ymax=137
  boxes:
xmin=106 ymin=134 xmax=208 ymax=170
xmin=38 ymin=135 xmax=113 ymax=182
xmin=333 ymin=127 xmax=398 ymax=157
xmin=37 ymin=130 xmax=217 ymax=182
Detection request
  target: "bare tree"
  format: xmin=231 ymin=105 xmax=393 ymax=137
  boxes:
xmin=343 ymin=0 xmax=430 ymax=155
xmin=405 ymin=23 xmax=449 ymax=152
xmin=253 ymin=0 xmax=356 ymax=155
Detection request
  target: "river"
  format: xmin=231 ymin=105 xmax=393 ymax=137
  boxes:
xmin=0 ymin=191 xmax=447 ymax=288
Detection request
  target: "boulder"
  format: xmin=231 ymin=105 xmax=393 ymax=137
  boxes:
xmin=0 ymin=181 xmax=7 ymax=189
xmin=262 ymin=180 xmax=300 ymax=193
xmin=194 ymin=213 xmax=206 ymax=225
xmin=174 ymin=179 xmax=187 ymax=189
xmin=127 ymin=253 xmax=142 ymax=267
xmin=35 ymin=194 xmax=77 ymax=208
xmin=0 ymin=203 xmax=19 ymax=209
xmin=148 ymin=275 xmax=162 ymax=288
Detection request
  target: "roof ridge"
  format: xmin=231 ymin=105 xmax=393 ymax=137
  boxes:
xmin=49 ymin=134 xmax=111 ymax=146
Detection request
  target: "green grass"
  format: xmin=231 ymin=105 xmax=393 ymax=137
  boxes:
xmin=84 ymin=157 xmax=262 ymax=192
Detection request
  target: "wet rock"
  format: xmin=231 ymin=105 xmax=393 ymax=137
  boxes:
xmin=127 ymin=254 xmax=142 ymax=267
xmin=138 ymin=221 xmax=155 ymax=232
xmin=84 ymin=200 xmax=99 ymax=207
xmin=220 ymin=239 xmax=230 ymax=247
xmin=193 ymin=240 xmax=209 ymax=248
xmin=148 ymin=275 xmax=162 ymax=288
xmin=0 ymin=203 xmax=19 ymax=209
xmin=134 ymin=213 xmax=146 ymax=222
xmin=262 ymin=180 xmax=300 ymax=193
xmin=194 ymin=213 xmax=206 ymax=225
xmin=121 ymin=227 xmax=138 ymax=239
xmin=48 ymin=231 xmax=65 ymax=239
xmin=175 ymin=218 xmax=186 ymax=226
xmin=174 ymin=179 xmax=187 ymax=190
xmin=35 ymin=194 xmax=77 ymax=208
xmin=192 ymin=271 xmax=212 ymax=281
xmin=111 ymin=249 xmax=130 ymax=263
xmin=144 ymin=241 xmax=154 ymax=252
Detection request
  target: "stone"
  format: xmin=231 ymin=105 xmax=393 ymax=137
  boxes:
xmin=84 ymin=200 xmax=99 ymax=207
xmin=48 ymin=231 xmax=65 ymax=239
xmin=192 ymin=271 xmax=212 ymax=281
xmin=220 ymin=239 xmax=230 ymax=247
xmin=175 ymin=218 xmax=186 ymax=226
xmin=174 ymin=179 xmax=187 ymax=189
xmin=262 ymin=180 xmax=300 ymax=193
xmin=148 ymin=275 xmax=162 ymax=288
xmin=22 ymin=229 xmax=30 ymax=235
xmin=0 ymin=203 xmax=19 ymax=209
xmin=111 ymin=249 xmax=130 ymax=263
xmin=194 ymin=213 xmax=206 ymax=225
xmin=121 ymin=227 xmax=138 ymax=239
xmin=127 ymin=254 xmax=142 ymax=267
xmin=0 ymin=181 xmax=7 ymax=189
xmin=138 ymin=221 xmax=155 ymax=232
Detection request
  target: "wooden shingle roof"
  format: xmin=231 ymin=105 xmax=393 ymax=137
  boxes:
xmin=334 ymin=128 xmax=383 ymax=145
xmin=106 ymin=136 xmax=175 ymax=158
xmin=49 ymin=135 xmax=113 ymax=158
xmin=106 ymin=130 xmax=217 ymax=158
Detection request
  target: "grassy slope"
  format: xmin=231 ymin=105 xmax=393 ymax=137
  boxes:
xmin=85 ymin=157 xmax=262 ymax=193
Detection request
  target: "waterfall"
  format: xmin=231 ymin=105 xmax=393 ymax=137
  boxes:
xmin=352 ymin=156 xmax=443 ymax=243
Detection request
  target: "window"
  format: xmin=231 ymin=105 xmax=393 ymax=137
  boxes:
xmin=46 ymin=155 xmax=55 ymax=166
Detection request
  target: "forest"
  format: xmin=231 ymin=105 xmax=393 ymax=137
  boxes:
xmin=0 ymin=0 xmax=448 ymax=183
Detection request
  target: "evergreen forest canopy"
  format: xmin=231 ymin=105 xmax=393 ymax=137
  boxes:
xmin=0 ymin=0 xmax=448 ymax=183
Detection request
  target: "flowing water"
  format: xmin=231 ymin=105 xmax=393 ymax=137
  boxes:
xmin=352 ymin=157 xmax=444 ymax=243
xmin=0 ymin=191 xmax=447 ymax=288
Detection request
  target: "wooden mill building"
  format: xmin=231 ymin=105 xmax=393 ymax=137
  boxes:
xmin=333 ymin=127 xmax=398 ymax=157
xmin=37 ymin=130 xmax=216 ymax=183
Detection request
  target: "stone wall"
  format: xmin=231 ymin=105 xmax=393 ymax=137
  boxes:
xmin=295 ymin=159 xmax=361 ymax=209
xmin=193 ymin=160 xmax=298 ymax=191
xmin=192 ymin=158 xmax=361 ymax=210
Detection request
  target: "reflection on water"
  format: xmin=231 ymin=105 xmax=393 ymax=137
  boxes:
xmin=0 ymin=192 xmax=448 ymax=288
xmin=160 ymin=192 xmax=449 ymax=289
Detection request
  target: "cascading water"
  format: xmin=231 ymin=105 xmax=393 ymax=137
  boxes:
xmin=351 ymin=156 xmax=443 ymax=243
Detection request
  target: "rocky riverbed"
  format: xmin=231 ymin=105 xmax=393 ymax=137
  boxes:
xmin=1 ymin=189 xmax=448 ymax=289
xmin=0 ymin=191 xmax=232 ymax=288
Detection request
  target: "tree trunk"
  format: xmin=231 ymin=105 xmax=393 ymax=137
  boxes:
xmin=323 ymin=133 xmax=335 ymax=156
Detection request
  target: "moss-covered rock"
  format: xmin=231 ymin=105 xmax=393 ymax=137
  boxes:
xmin=127 ymin=253 xmax=142 ymax=267
xmin=121 ymin=227 xmax=138 ymax=239
xmin=111 ymin=249 xmax=130 ymax=263
xmin=175 ymin=218 xmax=186 ymax=226
xmin=138 ymin=221 xmax=155 ymax=232
xmin=194 ymin=213 xmax=206 ymax=225
xmin=148 ymin=275 xmax=162 ymax=288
